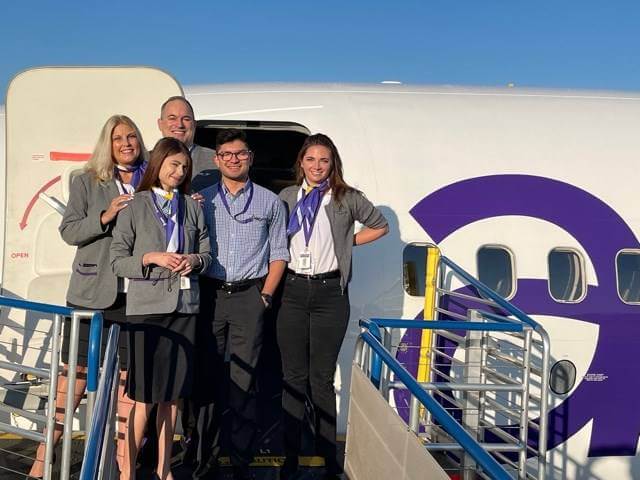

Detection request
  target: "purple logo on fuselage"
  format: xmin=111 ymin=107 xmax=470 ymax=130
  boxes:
xmin=406 ymin=174 xmax=640 ymax=457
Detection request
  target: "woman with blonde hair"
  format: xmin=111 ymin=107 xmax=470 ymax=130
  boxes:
xmin=29 ymin=114 xmax=148 ymax=478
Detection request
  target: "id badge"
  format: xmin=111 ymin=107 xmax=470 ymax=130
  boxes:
xmin=180 ymin=276 xmax=191 ymax=290
xmin=298 ymin=250 xmax=312 ymax=271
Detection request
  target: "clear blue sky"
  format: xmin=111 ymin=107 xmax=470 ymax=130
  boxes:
xmin=1 ymin=1 xmax=639 ymax=103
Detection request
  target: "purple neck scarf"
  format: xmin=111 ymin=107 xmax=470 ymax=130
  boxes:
xmin=114 ymin=159 xmax=147 ymax=189
xmin=286 ymin=180 xmax=330 ymax=246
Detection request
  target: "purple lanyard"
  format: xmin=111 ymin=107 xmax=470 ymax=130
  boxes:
xmin=217 ymin=181 xmax=254 ymax=224
xmin=151 ymin=193 xmax=184 ymax=253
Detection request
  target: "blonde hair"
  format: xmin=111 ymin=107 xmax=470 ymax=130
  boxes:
xmin=85 ymin=115 xmax=149 ymax=182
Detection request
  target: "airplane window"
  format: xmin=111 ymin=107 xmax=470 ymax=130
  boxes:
xmin=548 ymin=248 xmax=586 ymax=303
xmin=549 ymin=360 xmax=576 ymax=395
xmin=402 ymin=244 xmax=428 ymax=296
xmin=477 ymin=246 xmax=515 ymax=299
xmin=616 ymin=250 xmax=640 ymax=304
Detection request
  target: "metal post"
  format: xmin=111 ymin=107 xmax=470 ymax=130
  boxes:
xmin=518 ymin=328 xmax=533 ymax=479
xmin=85 ymin=312 xmax=103 ymax=453
xmin=461 ymin=310 xmax=483 ymax=480
xmin=43 ymin=313 xmax=62 ymax=480
xmin=98 ymin=357 xmax=120 ymax=480
xmin=61 ymin=311 xmax=81 ymax=480
xmin=537 ymin=329 xmax=551 ymax=480
xmin=409 ymin=395 xmax=420 ymax=434
xmin=380 ymin=328 xmax=391 ymax=401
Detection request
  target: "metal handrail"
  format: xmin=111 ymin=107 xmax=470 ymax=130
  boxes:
xmin=0 ymin=295 xmax=103 ymax=480
xmin=438 ymin=255 xmax=551 ymax=477
xmin=357 ymin=330 xmax=512 ymax=480
xmin=439 ymin=256 xmax=538 ymax=328
xmin=80 ymin=324 xmax=120 ymax=480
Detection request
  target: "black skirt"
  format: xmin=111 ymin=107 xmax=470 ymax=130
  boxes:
xmin=61 ymin=293 xmax=128 ymax=370
xmin=125 ymin=312 xmax=196 ymax=403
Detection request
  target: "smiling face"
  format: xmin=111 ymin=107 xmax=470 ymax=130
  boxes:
xmin=157 ymin=99 xmax=195 ymax=147
xmin=111 ymin=123 xmax=141 ymax=166
xmin=158 ymin=152 xmax=190 ymax=191
xmin=214 ymin=139 xmax=253 ymax=182
xmin=300 ymin=145 xmax=332 ymax=185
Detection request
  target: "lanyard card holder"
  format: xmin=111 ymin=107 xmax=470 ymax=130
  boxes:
xmin=298 ymin=249 xmax=312 ymax=272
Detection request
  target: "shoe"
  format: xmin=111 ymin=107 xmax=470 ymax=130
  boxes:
xmin=192 ymin=460 xmax=219 ymax=479
xmin=232 ymin=464 xmax=253 ymax=480
xmin=280 ymin=456 xmax=299 ymax=480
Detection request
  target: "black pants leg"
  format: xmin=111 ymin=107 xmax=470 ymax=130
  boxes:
xmin=194 ymin=282 xmax=265 ymax=472
xmin=191 ymin=278 xmax=226 ymax=478
xmin=277 ymin=274 xmax=349 ymax=474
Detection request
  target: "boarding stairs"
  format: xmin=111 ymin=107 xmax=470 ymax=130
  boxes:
xmin=345 ymin=247 xmax=550 ymax=480
xmin=0 ymin=245 xmax=550 ymax=479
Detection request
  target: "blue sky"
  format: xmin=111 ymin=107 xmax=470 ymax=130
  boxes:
xmin=1 ymin=1 xmax=639 ymax=103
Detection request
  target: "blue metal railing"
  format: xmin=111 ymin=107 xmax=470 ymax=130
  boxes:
xmin=0 ymin=295 xmax=103 ymax=392
xmin=80 ymin=324 xmax=120 ymax=480
xmin=355 ymin=253 xmax=551 ymax=479
xmin=358 ymin=329 xmax=512 ymax=480
xmin=0 ymin=295 xmax=104 ymax=480
xmin=439 ymin=256 xmax=539 ymax=329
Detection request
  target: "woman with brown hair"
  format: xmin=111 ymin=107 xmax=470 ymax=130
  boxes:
xmin=110 ymin=137 xmax=211 ymax=480
xmin=277 ymin=133 xmax=388 ymax=479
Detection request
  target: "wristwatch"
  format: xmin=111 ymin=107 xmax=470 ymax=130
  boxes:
xmin=261 ymin=293 xmax=273 ymax=309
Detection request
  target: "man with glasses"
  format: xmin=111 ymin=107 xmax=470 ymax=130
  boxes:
xmin=194 ymin=128 xmax=289 ymax=480
xmin=158 ymin=96 xmax=219 ymax=191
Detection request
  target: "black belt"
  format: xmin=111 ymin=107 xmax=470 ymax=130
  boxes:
xmin=213 ymin=277 xmax=262 ymax=293
xmin=286 ymin=269 xmax=340 ymax=280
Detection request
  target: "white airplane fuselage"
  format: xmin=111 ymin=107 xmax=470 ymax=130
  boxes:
xmin=1 ymin=72 xmax=639 ymax=479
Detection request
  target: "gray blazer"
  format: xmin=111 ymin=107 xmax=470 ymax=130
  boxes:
xmin=110 ymin=191 xmax=212 ymax=316
xmin=191 ymin=144 xmax=219 ymax=192
xmin=279 ymin=186 xmax=388 ymax=290
xmin=59 ymin=172 xmax=121 ymax=309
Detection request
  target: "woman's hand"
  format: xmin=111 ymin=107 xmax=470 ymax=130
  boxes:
xmin=173 ymin=254 xmax=200 ymax=276
xmin=143 ymin=253 xmax=200 ymax=275
xmin=101 ymin=194 xmax=134 ymax=225
xmin=142 ymin=252 xmax=185 ymax=270
xmin=191 ymin=192 xmax=204 ymax=206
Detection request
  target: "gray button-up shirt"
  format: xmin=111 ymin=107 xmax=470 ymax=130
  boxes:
xmin=201 ymin=180 xmax=290 ymax=281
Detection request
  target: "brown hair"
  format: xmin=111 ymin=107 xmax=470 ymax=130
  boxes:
xmin=295 ymin=133 xmax=354 ymax=202
xmin=137 ymin=137 xmax=192 ymax=194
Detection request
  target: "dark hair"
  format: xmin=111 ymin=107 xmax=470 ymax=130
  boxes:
xmin=216 ymin=128 xmax=248 ymax=150
xmin=295 ymin=133 xmax=353 ymax=202
xmin=160 ymin=96 xmax=195 ymax=118
xmin=137 ymin=137 xmax=192 ymax=194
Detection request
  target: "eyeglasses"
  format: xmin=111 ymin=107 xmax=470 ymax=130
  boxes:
xmin=217 ymin=150 xmax=252 ymax=162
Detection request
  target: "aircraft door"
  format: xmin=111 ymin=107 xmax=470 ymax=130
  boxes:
xmin=3 ymin=66 xmax=183 ymax=304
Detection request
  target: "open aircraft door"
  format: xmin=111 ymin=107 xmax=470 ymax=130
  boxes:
xmin=3 ymin=66 xmax=182 ymax=303
xmin=1 ymin=67 xmax=182 ymax=371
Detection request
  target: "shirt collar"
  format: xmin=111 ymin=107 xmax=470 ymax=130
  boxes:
xmin=221 ymin=179 xmax=252 ymax=197
xmin=301 ymin=179 xmax=331 ymax=195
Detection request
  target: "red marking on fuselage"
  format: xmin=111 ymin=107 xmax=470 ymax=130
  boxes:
xmin=50 ymin=151 xmax=90 ymax=162
xmin=19 ymin=176 xmax=62 ymax=230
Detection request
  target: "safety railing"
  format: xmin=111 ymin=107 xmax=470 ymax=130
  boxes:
xmin=354 ymin=250 xmax=550 ymax=480
xmin=434 ymin=255 xmax=550 ymax=479
xmin=355 ymin=325 xmax=512 ymax=480
xmin=80 ymin=324 xmax=120 ymax=480
xmin=0 ymin=295 xmax=103 ymax=480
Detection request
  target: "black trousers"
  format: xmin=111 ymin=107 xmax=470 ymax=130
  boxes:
xmin=192 ymin=276 xmax=266 ymax=475
xmin=276 ymin=273 xmax=350 ymax=475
